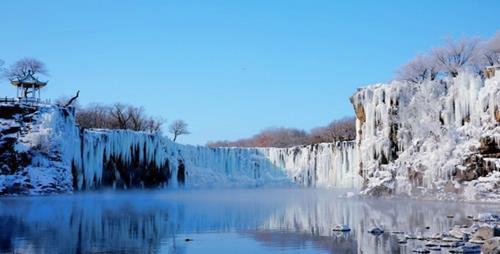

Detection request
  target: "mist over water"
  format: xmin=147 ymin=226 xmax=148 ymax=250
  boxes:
xmin=0 ymin=189 xmax=498 ymax=253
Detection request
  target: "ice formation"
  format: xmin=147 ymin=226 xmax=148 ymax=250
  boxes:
xmin=1 ymin=71 xmax=498 ymax=200
xmin=0 ymin=103 xmax=361 ymax=193
xmin=178 ymin=141 xmax=361 ymax=188
xmin=351 ymin=72 xmax=500 ymax=200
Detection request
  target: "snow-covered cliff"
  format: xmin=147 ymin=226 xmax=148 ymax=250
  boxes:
xmin=351 ymin=72 xmax=500 ymax=201
xmin=1 ymin=71 xmax=497 ymax=200
xmin=0 ymin=103 xmax=360 ymax=194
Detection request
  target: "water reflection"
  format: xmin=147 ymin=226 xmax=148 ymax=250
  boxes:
xmin=0 ymin=189 xmax=498 ymax=254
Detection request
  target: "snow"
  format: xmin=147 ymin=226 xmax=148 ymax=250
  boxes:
xmin=1 ymin=71 xmax=497 ymax=200
xmin=1 ymin=102 xmax=362 ymax=193
xmin=178 ymin=141 xmax=361 ymax=188
xmin=352 ymin=72 xmax=500 ymax=200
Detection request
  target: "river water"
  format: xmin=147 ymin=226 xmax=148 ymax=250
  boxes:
xmin=0 ymin=188 xmax=497 ymax=253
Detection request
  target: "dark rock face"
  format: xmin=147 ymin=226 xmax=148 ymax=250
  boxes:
xmin=99 ymin=149 xmax=172 ymax=190
xmin=0 ymin=106 xmax=36 ymax=179
xmin=0 ymin=136 xmax=31 ymax=175
xmin=177 ymin=160 xmax=186 ymax=186
xmin=363 ymin=185 xmax=393 ymax=197
xmin=0 ymin=104 xmax=37 ymax=119
xmin=454 ymin=137 xmax=500 ymax=182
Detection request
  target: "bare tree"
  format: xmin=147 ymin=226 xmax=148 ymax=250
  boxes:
xmin=480 ymin=32 xmax=500 ymax=66
xmin=169 ymin=120 xmax=190 ymax=142
xmin=109 ymin=103 xmax=131 ymax=129
xmin=396 ymin=54 xmax=438 ymax=83
xmin=6 ymin=58 xmax=48 ymax=79
xmin=127 ymin=106 xmax=146 ymax=131
xmin=4 ymin=58 xmax=48 ymax=97
xmin=76 ymin=103 xmax=111 ymax=129
xmin=431 ymin=37 xmax=480 ymax=77
xmin=143 ymin=117 xmax=165 ymax=134
xmin=309 ymin=117 xmax=356 ymax=143
xmin=76 ymin=103 xmax=164 ymax=133
xmin=207 ymin=117 xmax=356 ymax=148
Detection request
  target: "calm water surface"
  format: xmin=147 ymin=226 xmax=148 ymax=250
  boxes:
xmin=0 ymin=188 xmax=498 ymax=254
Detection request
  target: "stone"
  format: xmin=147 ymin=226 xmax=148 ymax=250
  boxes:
xmin=412 ymin=247 xmax=430 ymax=253
xmin=332 ymin=224 xmax=351 ymax=232
xmin=449 ymin=227 xmax=465 ymax=239
xmin=368 ymin=227 xmax=384 ymax=235
xmin=354 ymin=103 xmax=366 ymax=123
xmin=472 ymin=226 xmax=494 ymax=242
xmin=449 ymin=243 xmax=481 ymax=253
xmin=482 ymin=237 xmax=500 ymax=254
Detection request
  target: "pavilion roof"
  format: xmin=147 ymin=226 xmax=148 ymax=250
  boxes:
xmin=10 ymin=72 xmax=48 ymax=87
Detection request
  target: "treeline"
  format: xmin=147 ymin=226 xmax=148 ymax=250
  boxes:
xmin=207 ymin=117 xmax=355 ymax=148
xmin=75 ymin=103 xmax=164 ymax=133
xmin=396 ymin=32 xmax=500 ymax=83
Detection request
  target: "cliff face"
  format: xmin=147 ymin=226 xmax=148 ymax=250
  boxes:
xmin=0 ymin=104 xmax=77 ymax=194
xmin=350 ymin=72 xmax=500 ymax=201
xmin=0 ymin=103 xmax=360 ymax=194
xmin=1 ymin=71 xmax=497 ymax=200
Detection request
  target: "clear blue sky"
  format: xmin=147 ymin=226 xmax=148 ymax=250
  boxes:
xmin=1 ymin=1 xmax=499 ymax=145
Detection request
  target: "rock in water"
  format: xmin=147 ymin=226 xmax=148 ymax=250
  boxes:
xmin=368 ymin=227 xmax=384 ymax=235
xmin=412 ymin=247 xmax=430 ymax=253
xmin=449 ymin=243 xmax=481 ymax=253
xmin=482 ymin=237 xmax=500 ymax=254
xmin=449 ymin=226 xmax=465 ymax=239
xmin=472 ymin=226 xmax=494 ymax=242
xmin=332 ymin=224 xmax=351 ymax=232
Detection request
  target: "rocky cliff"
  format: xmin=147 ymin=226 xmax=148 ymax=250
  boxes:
xmin=0 ymin=103 xmax=360 ymax=194
xmin=1 ymin=71 xmax=498 ymax=200
xmin=351 ymin=72 xmax=500 ymax=201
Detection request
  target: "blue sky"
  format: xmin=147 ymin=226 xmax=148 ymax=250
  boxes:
xmin=1 ymin=1 xmax=499 ymax=145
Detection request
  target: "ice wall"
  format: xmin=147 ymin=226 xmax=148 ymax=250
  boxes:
xmin=0 ymin=102 xmax=362 ymax=194
xmin=350 ymin=72 xmax=500 ymax=200
xmin=178 ymin=142 xmax=361 ymax=189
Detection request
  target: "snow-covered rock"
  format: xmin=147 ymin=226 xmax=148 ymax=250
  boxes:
xmin=0 ymin=103 xmax=361 ymax=194
xmin=351 ymin=72 xmax=500 ymax=201
xmin=1 ymin=71 xmax=498 ymax=200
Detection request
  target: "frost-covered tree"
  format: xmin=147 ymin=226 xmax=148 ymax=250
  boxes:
xmin=479 ymin=32 xmax=500 ymax=66
xmin=169 ymin=120 xmax=190 ymax=142
xmin=431 ymin=37 xmax=480 ymax=77
xmin=396 ymin=54 xmax=438 ymax=83
xmin=6 ymin=58 xmax=48 ymax=79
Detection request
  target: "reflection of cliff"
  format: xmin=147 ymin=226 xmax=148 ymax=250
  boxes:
xmin=243 ymin=230 xmax=358 ymax=254
xmin=257 ymin=191 xmax=499 ymax=253
xmin=0 ymin=190 xmax=498 ymax=253
xmin=0 ymin=191 xmax=281 ymax=253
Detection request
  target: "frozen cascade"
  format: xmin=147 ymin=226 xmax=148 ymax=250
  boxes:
xmin=42 ymin=112 xmax=361 ymax=190
xmin=351 ymin=72 xmax=500 ymax=200
xmin=178 ymin=142 xmax=361 ymax=188
xmin=78 ymin=130 xmax=174 ymax=189
xmin=2 ymin=71 xmax=496 ymax=199
xmin=0 ymin=102 xmax=361 ymax=193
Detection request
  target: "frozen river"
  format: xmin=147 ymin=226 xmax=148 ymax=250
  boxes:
xmin=0 ymin=188 xmax=498 ymax=253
